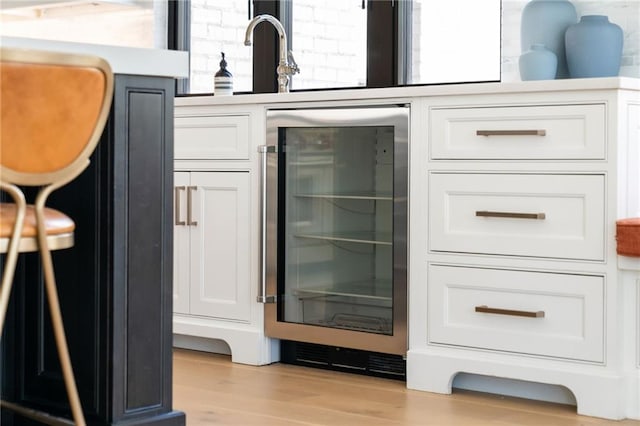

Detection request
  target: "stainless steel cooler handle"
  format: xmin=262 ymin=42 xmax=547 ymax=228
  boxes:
xmin=257 ymin=145 xmax=277 ymax=303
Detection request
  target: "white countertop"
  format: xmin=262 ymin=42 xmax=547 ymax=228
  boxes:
xmin=1 ymin=36 xmax=188 ymax=78
xmin=176 ymin=76 xmax=640 ymax=107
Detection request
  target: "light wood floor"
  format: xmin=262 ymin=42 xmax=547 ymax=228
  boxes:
xmin=173 ymin=348 xmax=640 ymax=426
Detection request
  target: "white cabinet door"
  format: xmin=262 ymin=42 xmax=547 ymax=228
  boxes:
xmin=173 ymin=171 xmax=191 ymax=314
xmin=189 ymin=172 xmax=251 ymax=322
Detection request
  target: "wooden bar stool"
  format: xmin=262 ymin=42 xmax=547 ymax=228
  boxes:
xmin=0 ymin=47 xmax=113 ymax=425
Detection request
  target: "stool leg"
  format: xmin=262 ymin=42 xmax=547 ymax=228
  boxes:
xmin=0 ymin=242 xmax=19 ymax=334
xmin=40 ymin=258 xmax=86 ymax=426
xmin=0 ymin=193 xmax=27 ymax=336
xmin=39 ymin=241 xmax=86 ymax=426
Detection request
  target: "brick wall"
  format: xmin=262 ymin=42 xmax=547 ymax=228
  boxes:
xmin=289 ymin=0 xmax=366 ymax=90
xmin=190 ymin=0 xmax=253 ymax=93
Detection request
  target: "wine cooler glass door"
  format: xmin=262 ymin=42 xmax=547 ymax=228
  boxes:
xmin=263 ymin=107 xmax=408 ymax=355
xmin=282 ymin=125 xmax=394 ymax=335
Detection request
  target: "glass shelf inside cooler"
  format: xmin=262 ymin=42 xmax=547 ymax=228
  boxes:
xmin=294 ymin=231 xmax=392 ymax=245
xmin=293 ymin=192 xmax=393 ymax=201
xmin=303 ymin=312 xmax=392 ymax=334
xmin=292 ymin=279 xmax=393 ymax=301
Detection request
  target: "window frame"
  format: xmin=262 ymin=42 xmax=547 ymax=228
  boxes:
xmin=366 ymin=0 xmax=398 ymax=88
xmin=252 ymin=0 xmax=282 ymax=93
xmin=168 ymin=0 xmax=190 ymax=94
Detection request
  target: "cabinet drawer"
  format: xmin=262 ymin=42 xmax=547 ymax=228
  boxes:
xmin=430 ymin=104 xmax=605 ymax=160
xmin=428 ymin=265 xmax=604 ymax=362
xmin=429 ymin=173 xmax=605 ymax=261
xmin=175 ymin=115 xmax=249 ymax=160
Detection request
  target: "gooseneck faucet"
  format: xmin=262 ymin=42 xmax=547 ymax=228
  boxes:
xmin=244 ymin=14 xmax=299 ymax=93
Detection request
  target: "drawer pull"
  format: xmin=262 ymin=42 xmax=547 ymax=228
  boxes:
xmin=476 ymin=210 xmax=546 ymax=220
xmin=187 ymin=186 xmax=198 ymax=226
xmin=476 ymin=129 xmax=546 ymax=137
xmin=475 ymin=305 xmax=545 ymax=318
xmin=175 ymin=186 xmax=186 ymax=226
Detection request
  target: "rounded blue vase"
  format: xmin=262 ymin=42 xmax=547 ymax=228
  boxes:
xmin=520 ymin=0 xmax=577 ymax=79
xmin=519 ymin=44 xmax=558 ymax=80
xmin=565 ymin=15 xmax=623 ymax=78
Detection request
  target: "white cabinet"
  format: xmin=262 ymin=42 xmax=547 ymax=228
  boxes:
xmin=174 ymin=115 xmax=250 ymax=160
xmin=428 ymin=172 xmax=605 ymax=260
xmin=172 ymin=107 xmax=277 ymax=366
xmin=429 ymin=103 xmax=606 ymax=160
xmin=173 ymin=171 xmax=250 ymax=321
xmin=173 ymin=171 xmax=191 ymax=315
xmin=428 ymin=265 xmax=604 ymax=362
xmin=618 ymin=256 xmax=640 ymax=420
xmin=408 ymin=86 xmax=640 ymax=421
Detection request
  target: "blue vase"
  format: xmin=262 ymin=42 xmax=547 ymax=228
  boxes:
xmin=519 ymin=44 xmax=558 ymax=81
xmin=565 ymin=15 xmax=623 ymax=78
xmin=520 ymin=0 xmax=577 ymax=79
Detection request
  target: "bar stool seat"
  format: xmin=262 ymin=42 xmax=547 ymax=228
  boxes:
xmin=0 ymin=203 xmax=75 ymax=252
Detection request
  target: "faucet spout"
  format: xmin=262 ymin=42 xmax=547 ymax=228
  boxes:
xmin=244 ymin=14 xmax=299 ymax=93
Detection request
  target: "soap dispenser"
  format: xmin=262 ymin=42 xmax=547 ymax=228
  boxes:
xmin=214 ymin=52 xmax=233 ymax=96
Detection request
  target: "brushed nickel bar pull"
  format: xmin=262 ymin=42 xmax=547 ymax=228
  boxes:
xmin=475 ymin=305 xmax=545 ymax=318
xmin=257 ymin=145 xmax=277 ymax=303
xmin=186 ymin=186 xmax=198 ymax=226
xmin=476 ymin=129 xmax=546 ymax=136
xmin=258 ymin=144 xmax=268 ymax=303
xmin=476 ymin=210 xmax=546 ymax=220
xmin=174 ymin=186 xmax=186 ymax=226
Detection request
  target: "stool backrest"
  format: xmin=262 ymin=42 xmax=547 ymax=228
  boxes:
xmin=0 ymin=47 xmax=113 ymax=188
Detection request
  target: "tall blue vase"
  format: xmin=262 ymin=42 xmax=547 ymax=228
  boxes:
xmin=520 ymin=0 xmax=577 ymax=79
xmin=565 ymin=15 xmax=623 ymax=78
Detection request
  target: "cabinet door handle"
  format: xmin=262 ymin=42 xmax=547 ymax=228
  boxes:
xmin=175 ymin=186 xmax=186 ymax=226
xmin=476 ymin=129 xmax=546 ymax=137
xmin=186 ymin=186 xmax=197 ymax=226
xmin=476 ymin=210 xmax=546 ymax=220
xmin=475 ymin=305 xmax=545 ymax=318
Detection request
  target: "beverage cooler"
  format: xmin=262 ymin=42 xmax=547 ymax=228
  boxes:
xmin=260 ymin=106 xmax=408 ymax=378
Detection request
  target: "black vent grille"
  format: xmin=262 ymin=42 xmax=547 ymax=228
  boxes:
xmin=281 ymin=340 xmax=406 ymax=381
xmin=369 ymin=353 xmax=406 ymax=377
xmin=296 ymin=342 xmax=330 ymax=366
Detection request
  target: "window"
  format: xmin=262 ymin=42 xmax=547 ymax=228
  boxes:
xmin=174 ymin=0 xmax=502 ymax=94
xmin=188 ymin=0 xmax=253 ymax=93
xmin=290 ymin=0 xmax=367 ymax=90
xmin=406 ymin=0 xmax=501 ymax=85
